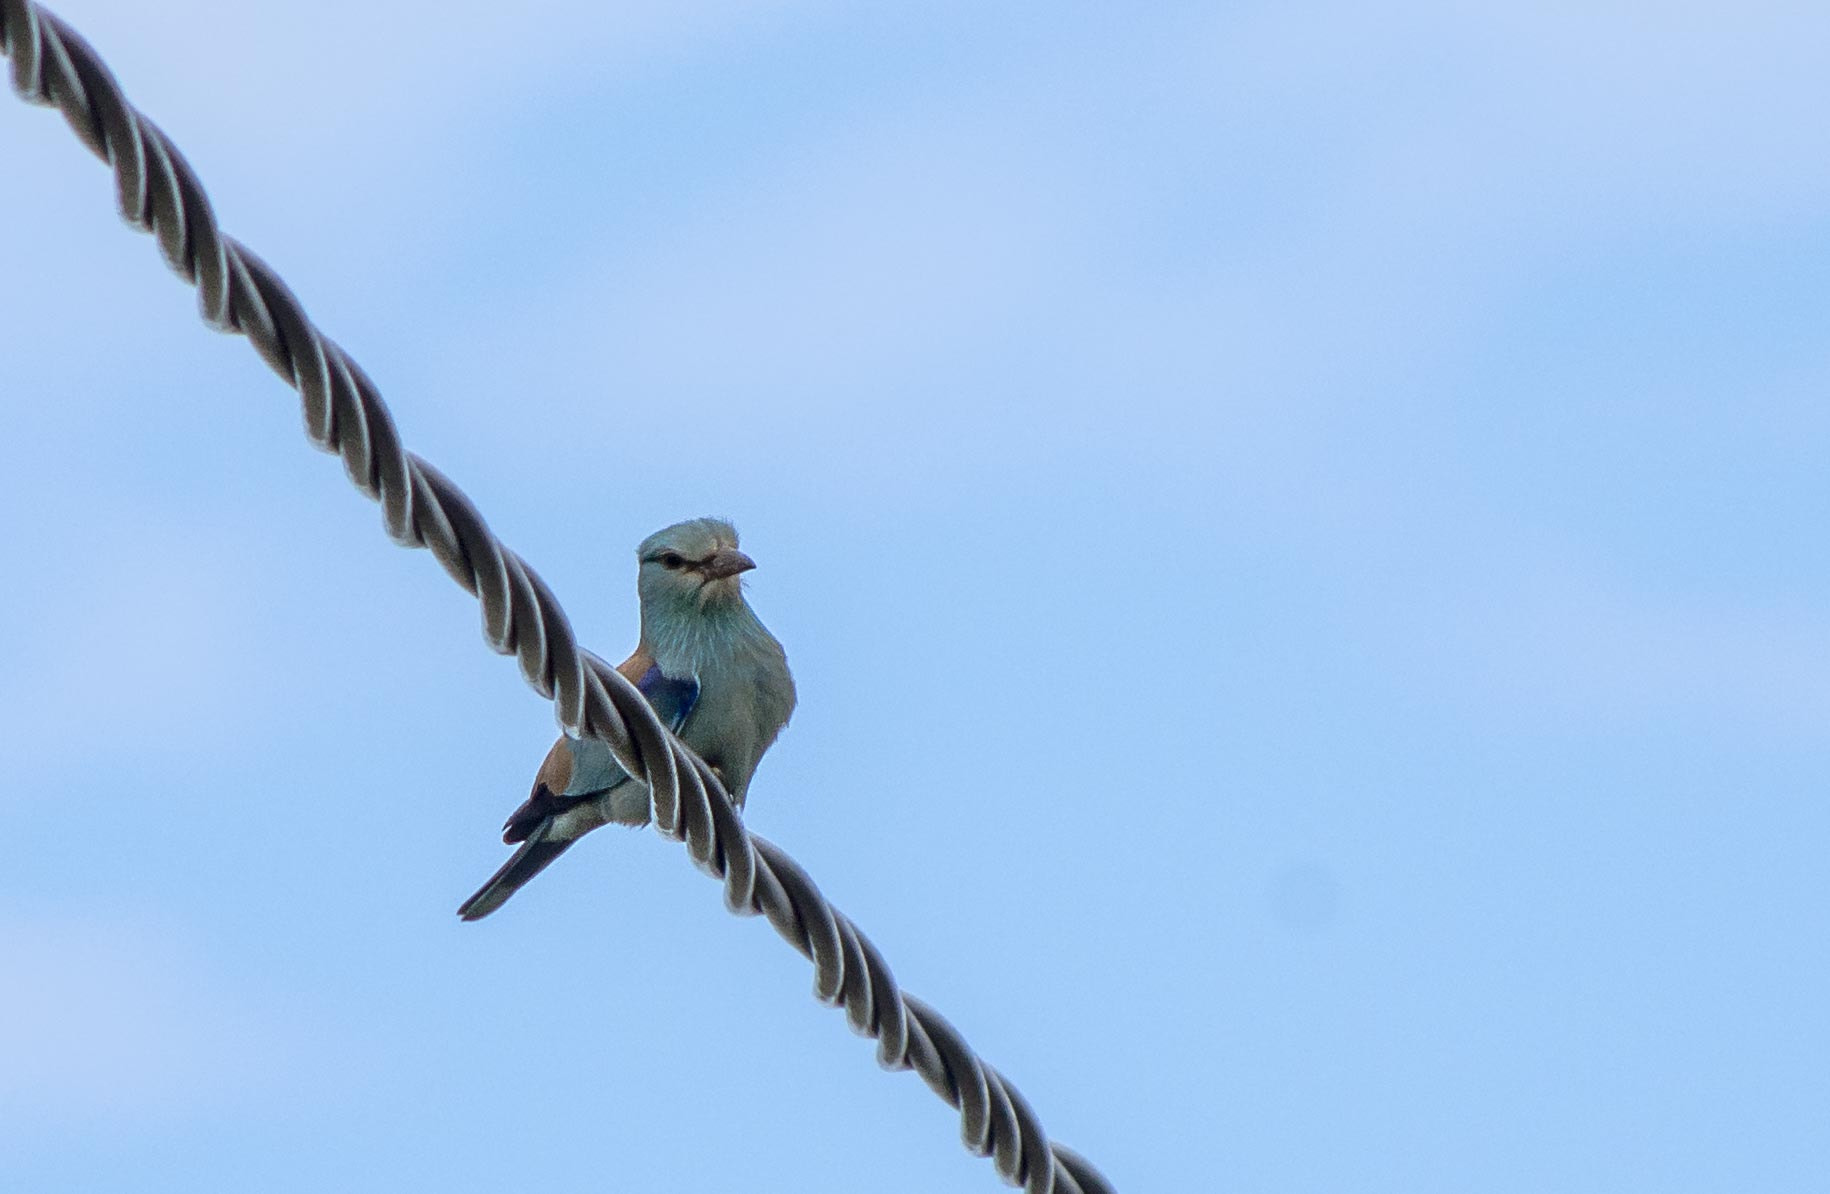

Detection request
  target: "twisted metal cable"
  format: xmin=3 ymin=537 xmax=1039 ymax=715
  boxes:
xmin=2 ymin=4 xmax=1117 ymax=1192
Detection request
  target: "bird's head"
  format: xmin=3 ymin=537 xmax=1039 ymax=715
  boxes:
xmin=635 ymin=517 xmax=756 ymax=615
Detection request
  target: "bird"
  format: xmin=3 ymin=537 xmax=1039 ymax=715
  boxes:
xmin=457 ymin=517 xmax=796 ymax=920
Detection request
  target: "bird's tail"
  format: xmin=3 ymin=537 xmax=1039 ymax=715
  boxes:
xmin=457 ymin=826 xmax=575 ymax=921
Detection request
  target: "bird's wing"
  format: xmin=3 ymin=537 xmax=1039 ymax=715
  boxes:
xmin=616 ymin=647 xmax=700 ymax=734
xmin=499 ymin=649 xmax=699 ymax=843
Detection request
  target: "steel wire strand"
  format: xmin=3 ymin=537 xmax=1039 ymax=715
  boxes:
xmin=1 ymin=4 xmax=1116 ymax=1192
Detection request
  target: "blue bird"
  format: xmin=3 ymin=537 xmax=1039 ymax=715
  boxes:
xmin=458 ymin=518 xmax=796 ymax=920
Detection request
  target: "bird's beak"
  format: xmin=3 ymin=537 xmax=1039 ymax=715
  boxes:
xmin=702 ymin=549 xmax=757 ymax=580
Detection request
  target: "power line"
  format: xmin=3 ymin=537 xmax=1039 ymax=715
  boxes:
xmin=1 ymin=4 xmax=1115 ymax=1191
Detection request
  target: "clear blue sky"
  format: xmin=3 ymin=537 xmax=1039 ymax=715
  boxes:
xmin=3 ymin=2 xmax=1826 ymax=1191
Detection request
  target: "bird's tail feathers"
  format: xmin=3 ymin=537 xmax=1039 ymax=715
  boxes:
xmin=457 ymin=826 xmax=575 ymax=921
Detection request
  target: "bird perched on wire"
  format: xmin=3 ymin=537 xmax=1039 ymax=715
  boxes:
xmin=458 ymin=517 xmax=796 ymax=921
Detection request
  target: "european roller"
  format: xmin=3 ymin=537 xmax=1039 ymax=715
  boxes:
xmin=458 ymin=517 xmax=796 ymax=920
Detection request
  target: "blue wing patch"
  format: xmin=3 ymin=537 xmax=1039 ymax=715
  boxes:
xmin=637 ymin=664 xmax=700 ymax=733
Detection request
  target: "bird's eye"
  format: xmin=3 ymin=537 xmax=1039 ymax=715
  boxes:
xmin=659 ymin=552 xmax=685 ymax=570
